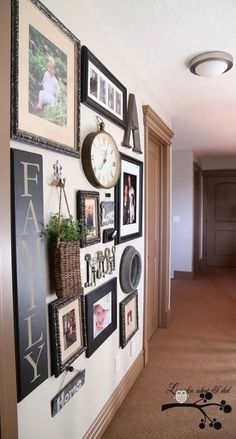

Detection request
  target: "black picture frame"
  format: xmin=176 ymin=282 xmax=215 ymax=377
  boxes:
xmin=77 ymin=190 xmax=101 ymax=247
xmin=85 ymin=278 xmax=117 ymax=357
xmin=81 ymin=46 xmax=127 ymax=128
xmin=11 ymin=0 xmax=80 ymax=157
xmin=115 ymin=154 xmax=143 ymax=244
xmin=49 ymin=292 xmax=86 ymax=378
xmin=120 ymin=290 xmax=139 ymax=349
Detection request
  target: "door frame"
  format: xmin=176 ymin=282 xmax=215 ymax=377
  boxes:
xmin=0 ymin=2 xmax=18 ymax=438
xmin=193 ymin=162 xmax=201 ymax=272
xmin=202 ymin=169 xmax=236 ymax=266
xmin=143 ymin=106 xmax=173 ymax=365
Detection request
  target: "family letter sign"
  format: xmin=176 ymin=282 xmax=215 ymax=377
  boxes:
xmin=11 ymin=149 xmax=48 ymax=401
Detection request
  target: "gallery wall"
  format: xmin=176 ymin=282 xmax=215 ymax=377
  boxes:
xmin=12 ymin=1 xmax=172 ymax=439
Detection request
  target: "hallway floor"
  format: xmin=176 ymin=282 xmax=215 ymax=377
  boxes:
xmin=102 ymin=268 xmax=236 ymax=439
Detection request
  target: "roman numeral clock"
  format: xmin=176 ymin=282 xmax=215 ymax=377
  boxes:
xmin=82 ymin=119 xmax=121 ymax=189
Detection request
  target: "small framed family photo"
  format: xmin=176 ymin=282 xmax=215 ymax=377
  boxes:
xmin=11 ymin=0 xmax=80 ymax=157
xmin=49 ymin=292 xmax=86 ymax=377
xmin=85 ymin=278 xmax=117 ymax=357
xmin=100 ymin=201 xmax=115 ymax=227
xmin=77 ymin=190 xmax=100 ymax=247
xmin=115 ymin=154 xmax=143 ymax=243
xmin=120 ymin=290 xmax=139 ymax=349
xmin=81 ymin=46 xmax=127 ymax=128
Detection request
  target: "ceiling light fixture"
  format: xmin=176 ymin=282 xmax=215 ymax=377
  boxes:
xmin=189 ymin=51 xmax=233 ymax=77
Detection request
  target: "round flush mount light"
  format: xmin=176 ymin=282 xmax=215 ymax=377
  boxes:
xmin=189 ymin=51 xmax=233 ymax=77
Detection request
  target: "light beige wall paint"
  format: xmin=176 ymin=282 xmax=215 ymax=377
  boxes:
xmin=171 ymin=149 xmax=194 ymax=276
xmin=10 ymin=2 xmax=172 ymax=439
xmin=0 ymin=2 xmax=18 ymax=438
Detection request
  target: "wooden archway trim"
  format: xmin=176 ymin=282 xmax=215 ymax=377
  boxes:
xmin=143 ymin=105 xmax=173 ymax=365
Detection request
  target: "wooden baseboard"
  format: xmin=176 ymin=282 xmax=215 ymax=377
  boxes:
xmin=174 ymin=270 xmax=193 ymax=279
xmin=83 ymin=351 xmax=144 ymax=439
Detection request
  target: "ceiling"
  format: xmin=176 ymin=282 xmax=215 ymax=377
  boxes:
xmin=81 ymin=0 xmax=236 ymax=159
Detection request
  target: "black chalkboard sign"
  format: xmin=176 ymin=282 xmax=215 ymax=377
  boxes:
xmin=51 ymin=369 xmax=85 ymax=416
xmin=11 ymin=149 xmax=48 ymax=401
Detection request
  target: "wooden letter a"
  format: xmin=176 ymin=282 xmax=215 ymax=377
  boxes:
xmin=122 ymin=94 xmax=142 ymax=154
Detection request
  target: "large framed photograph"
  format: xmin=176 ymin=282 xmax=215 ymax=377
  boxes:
xmin=49 ymin=292 xmax=86 ymax=377
xmin=81 ymin=46 xmax=127 ymax=128
xmin=115 ymin=154 xmax=143 ymax=243
xmin=11 ymin=0 xmax=80 ymax=157
xmin=85 ymin=278 xmax=117 ymax=357
xmin=120 ymin=290 xmax=139 ymax=349
xmin=77 ymin=190 xmax=101 ymax=247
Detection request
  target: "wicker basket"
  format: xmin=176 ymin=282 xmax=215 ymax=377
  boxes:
xmin=50 ymin=180 xmax=82 ymax=298
xmin=53 ymin=240 xmax=82 ymax=298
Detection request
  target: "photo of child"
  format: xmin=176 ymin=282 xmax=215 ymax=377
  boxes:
xmin=63 ymin=309 xmax=77 ymax=350
xmin=93 ymin=292 xmax=112 ymax=338
xmin=29 ymin=25 xmax=67 ymax=127
xmin=85 ymin=198 xmax=96 ymax=238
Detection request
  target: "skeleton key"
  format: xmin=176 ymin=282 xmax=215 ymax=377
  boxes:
xmin=97 ymin=251 xmax=103 ymax=279
xmin=84 ymin=254 xmax=91 ymax=287
xmin=104 ymin=248 xmax=110 ymax=274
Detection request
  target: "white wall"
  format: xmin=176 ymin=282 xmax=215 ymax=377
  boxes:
xmin=171 ymin=149 xmax=194 ymax=276
xmin=15 ymin=2 xmax=172 ymax=439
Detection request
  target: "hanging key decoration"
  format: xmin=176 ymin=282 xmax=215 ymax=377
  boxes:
xmin=83 ymin=247 xmax=116 ymax=288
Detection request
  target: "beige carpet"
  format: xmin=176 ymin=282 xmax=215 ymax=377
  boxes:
xmin=102 ymin=268 xmax=236 ymax=439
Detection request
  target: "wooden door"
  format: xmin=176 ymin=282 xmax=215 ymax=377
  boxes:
xmin=204 ymin=172 xmax=236 ymax=266
xmin=146 ymin=137 xmax=161 ymax=340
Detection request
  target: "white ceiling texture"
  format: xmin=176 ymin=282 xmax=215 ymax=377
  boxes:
xmin=81 ymin=0 xmax=236 ymax=159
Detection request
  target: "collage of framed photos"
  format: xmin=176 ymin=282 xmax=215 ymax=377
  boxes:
xmin=11 ymin=0 xmax=143 ymax=402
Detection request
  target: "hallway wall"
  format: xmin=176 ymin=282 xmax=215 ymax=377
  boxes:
xmin=171 ymin=149 xmax=194 ymax=276
xmin=201 ymin=157 xmax=236 ymax=170
xmin=12 ymin=1 xmax=172 ymax=439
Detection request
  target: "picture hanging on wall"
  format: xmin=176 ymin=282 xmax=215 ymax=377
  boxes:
xmin=85 ymin=278 xmax=117 ymax=357
xmin=100 ymin=201 xmax=114 ymax=226
xmin=81 ymin=46 xmax=127 ymax=128
xmin=120 ymin=290 xmax=139 ymax=349
xmin=49 ymin=292 xmax=86 ymax=377
xmin=11 ymin=148 xmax=48 ymax=401
xmin=11 ymin=0 xmax=81 ymax=157
xmin=115 ymin=154 xmax=143 ymax=243
xmin=77 ymin=190 xmax=101 ymax=247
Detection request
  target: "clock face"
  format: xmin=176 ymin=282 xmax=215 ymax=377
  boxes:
xmin=90 ymin=132 xmax=120 ymax=188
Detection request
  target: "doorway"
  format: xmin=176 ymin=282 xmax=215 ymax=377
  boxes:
xmin=143 ymin=105 xmax=173 ymax=365
xmin=203 ymin=170 xmax=236 ymax=266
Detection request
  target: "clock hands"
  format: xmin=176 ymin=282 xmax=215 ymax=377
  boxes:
xmin=99 ymin=148 xmax=108 ymax=170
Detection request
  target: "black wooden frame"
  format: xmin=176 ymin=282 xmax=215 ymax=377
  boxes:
xmin=85 ymin=278 xmax=117 ymax=357
xmin=11 ymin=0 xmax=81 ymax=157
xmin=77 ymin=190 xmax=101 ymax=247
xmin=49 ymin=292 xmax=86 ymax=377
xmin=120 ymin=290 xmax=139 ymax=349
xmin=115 ymin=154 xmax=143 ymax=244
xmin=81 ymin=46 xmax=127 ymax=128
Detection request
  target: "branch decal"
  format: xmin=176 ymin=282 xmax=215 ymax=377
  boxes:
xmin=162 ymin=389 xmax=232 ymax=430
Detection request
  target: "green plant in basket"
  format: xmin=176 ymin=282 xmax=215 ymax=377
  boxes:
xmin=45 ymin=214 xmax=87 ymax=243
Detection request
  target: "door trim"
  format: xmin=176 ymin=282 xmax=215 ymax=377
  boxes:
xmin=143 ymin=106 xmax=173 ymax=365
xmin=193 ymin=162 xmax=201 ymax=272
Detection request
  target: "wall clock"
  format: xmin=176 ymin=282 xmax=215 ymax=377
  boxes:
xmin=82 ymin=119 xmax=121 ymax=189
